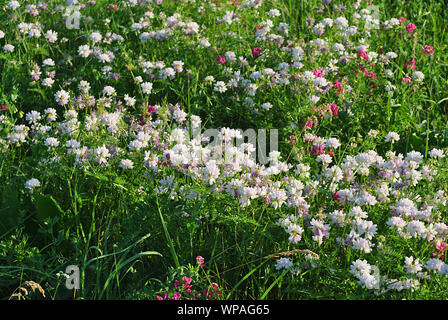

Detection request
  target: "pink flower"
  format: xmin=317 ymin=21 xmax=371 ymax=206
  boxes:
xmin=305 ymin=118 xmax=313 ymax=129
xmin=406 ymin=23 xmax=416 ymax=33
xmin=196 ymin=256 xmax=205 ymax=268
xmin=289 ymin=135 xmax=295 ymax=145
xmin=398 ymin=17 xmax=405 ymax=23
xmin=435 ymin=242 xmax=448 ymax=252
xmin=216 ymin=55 xmax=225 ymax=64
xmin=156 ymin=291 xmax=169 ymax=300
xmin=332 ymin=192 xmax=341 ymax=203
xmin=313 ymin=68 xmax=325 ymax=78
xmin=330 ymin=104 xmax=339 ymax=115
xmin=333 ymin=80 xmax=343 ymax=94
xmin=404 ymin=59 xmax=416 ymax=70
xmin=147 ymin=104 xmax=156 ymax=113
xmin=182 ymin=276 xmax=192 ymax=285
xmin=357 ymin=50 xmax=369 ymax=62
xmin=253 ymin=25 xmax=264 ymax=34
xmin=252 ymin=47 xmax=262 ymax=58
xmin=423 ymin=45 xmax=434 ymax=55
xmin=171 ymin=292 xmax=180 ymax=300
xmin=402 ymin=76 xmax=412 ymax=84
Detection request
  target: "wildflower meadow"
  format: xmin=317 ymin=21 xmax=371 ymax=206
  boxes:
xmin=0 ymin=0 xmax=448 ymax=301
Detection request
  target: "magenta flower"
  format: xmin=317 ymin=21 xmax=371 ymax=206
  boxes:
xmin=196 ymin=256 xmax=205 ymax=268
xmin=423 ymin=45 xmax=434 ymax=55
xmin=182 ymin=276 xmax=192 ymax=285
xmin=313 ymin=68 xmax=325 ymax=78
xmin=333 ymin=80 xmax=343 ymax=94
xmin=404 ymin=59 xmax=416 ymax=70
xmin=330 ymin=104 xmax=339 ymax=115
xmin=252 ymin=47 xmax=262 ymax=58
xmin=305 ymin=120 xmax=313 ymax=129
xmin=147 ymin=105 xmax=156 ymax=114
xmin=216 ymin=55 xmax=225 ymax=64
xmin=402 ymin=76 xmax=412 ymax=85
xmin=406 ymin=23 xmax=416 ymax=33
xmin=435 ymin=242 xmax=448 ymax=252
xmin=357 ymin=50 xmax=369 ymax=62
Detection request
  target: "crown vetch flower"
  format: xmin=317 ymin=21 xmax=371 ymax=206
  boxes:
xmin=252 ymin=47 xmax=262 ymax=58
xmin=406 ymin=23 xmax=416 ymax=33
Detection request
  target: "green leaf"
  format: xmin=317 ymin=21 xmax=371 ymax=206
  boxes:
xmin=0 ymin=183 xmax=21 ymax=235
xmin=409 ymin=133 xmax=424 ymax=151
xmin=35 ymin=194 xmax=65 ymax=221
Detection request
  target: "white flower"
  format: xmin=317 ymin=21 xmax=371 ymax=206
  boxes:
xmin=352 ymin=238 xmax=373 ymax=253
xmin=44 ymin=137 xmax=59 ymax=149
xmin=204 ymin=75 xmax=215 ymax=83
xmin=425 ymin=258 xmax=444 ymax=272
xmin=78 ymin=45 xmax=91 ymax=58
xmin=93 ymin=145 xmax=111 ymax=164
xmin=44 ymin=108 xmax=57 ymax=122
xmin=326 ymin=138 xmax=341 ymax=149
xmin=405 ymin=256 xmax=423 ymax=274
xmin=412 ymin=71 xmax=425 ymax=82
xmin=3 ymin=44 xmax=14 ymax=53
xmin=8 ymin=1 xmax=20 ymax=10
xmin=334 ymin=17 xmax=349 ymax=30
xmin=316 ymin=154 xmax=332 ymax=165
xmin=385 ymin=132 xmax=400 ymax=143
xmin=199 ymin=38 xmax=211 ymax=48
xmin=45 ymin=30 xmax=58 ymax=43
xmin=429 ymin=148 xmax=444 ymax=159
xmin=358 ymin=272 xmax=380 ymax=290
xmin=268 ymin=9 xmax=281 ymax=18
xmin=214 ymin=81 xmax=227 ymax=93
xmin=124 ymin=94 xmax=136 ymax=107
xmin=350 ymin=259 xmax=371 ymax=278
xmin=25 ymin=111 xmax=41 ymax=123
xmin=42 ymin=77 xmax=55 ymax=87
xmin=386 ymin=216 xmax=406 ymax=230
xmin=119 ymin=159 xmax=134 ymax=169
xmin=261 ymin=102 xmax=273 ymax=110
xmin=275 ymin=258 xmax=293 ymax=270
xmin=90 ymin=32 xmax=102 ymax=43
xmin=349 ymin=206 xmax=368 ymax=220
xmin=102 ymin=86 xmax=116 ymax=96
xmin=54 ymin=90 xmax=70 ymax=106
xmin=25 ymin=178 xmax=40 ymax=193
xmin=225 ymin=51 xmax=237 ymax=63
xmin=66 ymin=139 xmax=81 ymax=150
xmin=406 ymin=220 xmax=426 ymax=238
xmin=172 ymin=61 xmax=184 ymax=73
xmin=141 ymin=82 xmax=153 ymax=94
xmin=439 ymin=264 xmax=448 ymax=277
xmin=42 ymin=58 xmax=55 ymax=67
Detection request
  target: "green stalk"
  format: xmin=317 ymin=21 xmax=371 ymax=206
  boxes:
xmin=156 ymin=194 xmax=180 ymax=269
